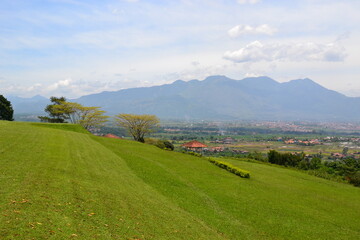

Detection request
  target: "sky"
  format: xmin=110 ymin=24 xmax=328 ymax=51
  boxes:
xmin=1 ymin=0 xmax=360 ymax=98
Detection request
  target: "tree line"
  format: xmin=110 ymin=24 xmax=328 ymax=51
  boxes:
xmin=267 ymin=150 xmax=360 ymax=187
xmin=39 ymin=96 xmax=159 ymax=143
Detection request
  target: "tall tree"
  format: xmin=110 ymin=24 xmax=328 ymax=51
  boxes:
xmin=79 ymin=106 xmax=109 ymax=131
xmin=39 ymin=97 xmax=109 ymax=130
xmin=0 ymin=95 xmax=14 ymax=121
xmin=115 ymin=114 xmax=159 ymax=142
xmin=38 ymin=96 xmax=69 ymax=123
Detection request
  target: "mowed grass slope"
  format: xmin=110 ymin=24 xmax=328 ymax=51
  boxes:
xmin=0 ymin=122 xmax=360 ymax=239
xmin=0 ymin=122 xmax=221 ymax=240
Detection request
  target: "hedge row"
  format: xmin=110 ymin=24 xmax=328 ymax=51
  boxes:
xmin=209 ymin=158 xmax=250 ymax=178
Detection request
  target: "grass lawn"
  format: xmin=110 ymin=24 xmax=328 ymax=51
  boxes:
xmin=1 ymin=121 xmax=360 ymax=239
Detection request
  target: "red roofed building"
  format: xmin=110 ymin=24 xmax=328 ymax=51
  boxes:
xmin=181 ymin=140 xmax=208 ymax=151
xmin=104 ymin=133 xmax=122 ymax=139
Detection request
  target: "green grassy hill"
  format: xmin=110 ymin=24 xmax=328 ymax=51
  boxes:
xmin=0 ymin=121 xmax=359 ymax=239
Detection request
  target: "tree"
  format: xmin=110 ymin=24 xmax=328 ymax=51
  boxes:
xmin=0 ymin=95 xmax=14 ymax=121
xmin=56 ymin=101 xmax=84 ymax=124
xmin=78 ymin=106 xmax=109 ymax=131
xmin=39 ymin=97 xmax=109 ymax=130
xmin=38 ymin=96 xmax=69 ymax=123
xmin=115 ymin=114 xmax=160 ymax=142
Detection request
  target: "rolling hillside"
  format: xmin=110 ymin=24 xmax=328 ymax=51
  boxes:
xmin=1 ymin=121 xmax=360 ymax=239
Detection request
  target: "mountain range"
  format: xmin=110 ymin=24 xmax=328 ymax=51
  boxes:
xmin=8 ymin=75 xmax=360 ymax=121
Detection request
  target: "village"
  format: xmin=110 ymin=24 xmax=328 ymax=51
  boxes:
xmin=176 ymin=135 xmax=360 ymax=161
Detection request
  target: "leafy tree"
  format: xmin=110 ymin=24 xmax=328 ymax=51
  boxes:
xmin=309 ymin=157 xmax=322 ymax=170
xmin=268 ymin=150 xmax=304 ymax=167
xmin=115 ymin=114 xmax=160 ymax=142
xmin=78 ymin=106 xmax=109 ymax=131
xmin=0 ymin=95 xmax=14 ymax=121
xmin=38 ymin=96 xmax=69 ymax=123
xmin=39 ymin=97 xmax=109 ymax=130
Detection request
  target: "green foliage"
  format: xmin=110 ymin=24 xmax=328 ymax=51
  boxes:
xmin=115 ymin=113 xmax=159 ymax=142
xmin=268 ymin=150 xmax=360 ymax=187
xmin=38 ymin=97 xmax=109 ymax=130
xmin=348 ymin=171 xmax=360 ymax=187
xmin=298 ymin=157 xmax=322 ymax=170
xmin=186 ymin=151 xmax=202 ymax=157
xmin=306 ymin=168 xmax=346 ymax=183
xmin=39 ymin=96 xmax=67 ymax=123
xmin=162 ymin=140 xmax=175 ymax=150
xmin=145 ymin=138 xmax=174 ymax=151
xmin=247 ymin=151 xmax=267 ymax=162
xmin=209 ymin=158 xmax=250 ymax=178
xmin=268 ymin=150 xmax=304 ymax=167
xmin=0 ymin=95 xmax=14 ymax=121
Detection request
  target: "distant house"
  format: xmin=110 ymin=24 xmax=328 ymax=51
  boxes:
xmin=223 ymin=137 xmax=236 ymax=144
xmin=210 ymin=146 xmax=224 ymax=152
xmin=181 ymin=140 xmax=208 ymax=151
xmin=104 ymin=133 xmax=122 ymax=139
xmin=331 ymin=152 xmax=345 ymax=159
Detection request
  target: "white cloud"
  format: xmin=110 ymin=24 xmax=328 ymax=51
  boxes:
xmin=1 ymin=78 xmax=132 ymax=98
xmin=228 ymin=24 xmax=277 ymax=38
xmin=223 ymin=40 xmax=347 ymax=63
xmin=159 ymin=64 xmax=231 ymax=83
xmin=244 ymin=72 xmax=262 ymax=78
xmin=237 ymin=0 xmax=261 ymax=4
xmin=46 ymin=78 xmax=71 ymax=91
xmin=191 ymin=61 xmax=200 ymax=67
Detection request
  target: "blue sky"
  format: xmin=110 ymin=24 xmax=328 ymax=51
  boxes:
xmin=1 ymin=0 xmax=360 ymax=97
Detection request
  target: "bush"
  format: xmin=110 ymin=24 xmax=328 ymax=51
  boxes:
xmin=268 ymin=150 xmax=304 ymax=167
xmin=187 ymin=151 xmax=202 ymax=157
xmin=209 ymin=158 xmax=250 ymax=178
xmin=348 ymin=171 xmax=360 ymax=187
xmin=162 ymin=140 xmax=174 ymax=151
xmin=145 ymin=138 xmax=174 ymax=151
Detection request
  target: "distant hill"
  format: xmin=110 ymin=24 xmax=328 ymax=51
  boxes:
xmin=7 ymin=95 xmax=48 ymax=121
xmin=1 ymin=121 xmax=360 ymax=239
xmin=8 ymin=76 xmax=360 ymax=121
xmin=75 ymin=75 xmax=360 ymax=121
xmin=7 ymin=95 xmax=48 ymax=115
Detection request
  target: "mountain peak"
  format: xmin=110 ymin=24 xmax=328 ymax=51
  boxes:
xmin=285 ymin=78 xmax=323 ymax=88
xmin=31 ymin=95 xmax=47 ymax=100
xmin=172 ymin=80 xmax=186 ymax=85
xmin=240 ymin=76 xmax=279 ymax=87
xmin=203 ymin=75 xmax=233 ymax=83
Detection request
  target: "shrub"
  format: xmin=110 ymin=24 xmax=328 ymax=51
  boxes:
xmin=187 ymin=151 xmax=202 ymax=157
xmin=209 ymin=158 xmax=250 ymax=178
xmin=348 ymin=171 xmax=360 ymax=187
xmin=162 ymin=140 xmax=174 ymax=151
xmin=145 ymin=138 xmax=174 ymax=151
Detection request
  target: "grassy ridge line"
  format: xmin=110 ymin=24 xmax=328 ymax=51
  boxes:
xmin=30 ymin=122 xmax=90 ymax=134
xmin=0 ymin=122 xmax=223 ymax=239
xmin=94 ymin=136 xmax=360 ymax=240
